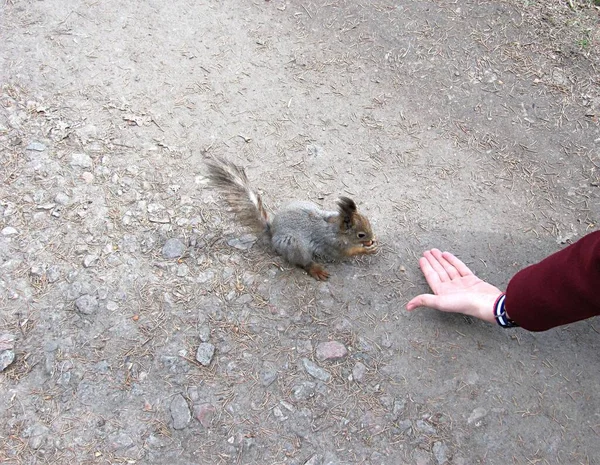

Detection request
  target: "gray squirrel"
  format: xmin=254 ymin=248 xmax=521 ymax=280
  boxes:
xmin=205 ymin=157 xmax=377 ymax=280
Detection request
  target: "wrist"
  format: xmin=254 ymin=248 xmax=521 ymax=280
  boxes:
xmin=493 ymin=293 xmax=519 ymax=328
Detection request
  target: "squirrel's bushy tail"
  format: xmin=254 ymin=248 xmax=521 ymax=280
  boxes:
xmin=205 ymin=157 xmax=270 ymax=234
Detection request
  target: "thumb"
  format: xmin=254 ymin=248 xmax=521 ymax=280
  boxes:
xmin=406 ymin=294 xmax=438 ymax=311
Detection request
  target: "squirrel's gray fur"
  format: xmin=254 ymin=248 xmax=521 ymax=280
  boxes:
xmin=205 ymin=157 xmax=376 ymax=280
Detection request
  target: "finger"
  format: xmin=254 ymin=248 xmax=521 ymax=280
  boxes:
xmin=406 ymin=294 xmax=438 ymax=311
xmin=430 ymin=248 xmax=460 ymax=280
xmin=441 ymin=251 xmax=474 ymax=277
xmin=418 ymin=256 xmax=442 ymax=291
xmin=423 ymin=249 xmax=451 ymax=283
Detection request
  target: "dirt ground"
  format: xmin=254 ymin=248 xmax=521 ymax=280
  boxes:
xmin=1 ymin=0 xmax=599 ymax=464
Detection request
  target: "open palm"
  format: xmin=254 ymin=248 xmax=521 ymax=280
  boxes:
xmin=406 ymin=249 xmax=502 ymax=323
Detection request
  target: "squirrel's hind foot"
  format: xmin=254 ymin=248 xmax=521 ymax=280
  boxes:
xmin=305 ymin=263 xmax=330 ymax=281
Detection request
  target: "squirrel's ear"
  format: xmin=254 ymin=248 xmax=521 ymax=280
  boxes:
xmin=337 ymin=196 xmax=357 ymax=230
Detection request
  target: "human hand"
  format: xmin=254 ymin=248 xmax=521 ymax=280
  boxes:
xmin=406 ymin=249 xmax=502 ymax=323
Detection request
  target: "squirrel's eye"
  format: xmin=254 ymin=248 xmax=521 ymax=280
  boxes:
xmin=357 ymin=232 xmax=366 ymax=239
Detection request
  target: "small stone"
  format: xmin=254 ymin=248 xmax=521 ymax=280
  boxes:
xmin=26 ymin=424 xmax=49 ymax=450
xmin=273 ymin=406 xmax=288 ymax=421
xmin=414 ymin=450 xmax=433 ymax=465
xmin=170 ymin=394 xmax=191 ymax=430
xmin=291 ymin=381 xmax=316 ymax=401
xmin=195 ymin=343 xmax=215 ymax=366
xmin=236 ymin=294 xmax=253 ymax=305
xmin=148 ymin=214 xmax=170 ymax=224
xmin=54 ymin=192 xmax=70 ymax=205
xmin=47 ymin=266 xmax=60 ymax=283
xmin=433 ymin=441 xmax=449 ymax=465
xmin=70 ymin=152 xmax=93 ymax=169
xmin=162 ymin=238 xmax=186 ymax=259
xmin=81 ymin=171 xmax=94 ymax=183
xmin=467 ymin=407 xmax=487 ymax=425
xmin=176 ymin=263 xmax=189 ymax=277
xmin=260 ymin=363 xmax=278 ymax=387
xmin=26 ymin=141 xmax=46 ymax=151
xmin=193 ymin=403 xmax=216 ymax=428
xmin=0 ymin=350 xmax=15 ymax=372
xmin=197 ymin=270 xmax=215 ymax=284
xmin=416 ymin=419 xmax=436 ymax=435
xmin=1 ymin=227 xmax=18 ymax=236
xmin=30 ymin=265 xmax=45 ymax=278
xmin=306 ymin=144 xmax=325 ymax=158
xmin=302 ymin=358 xmax=331 ymax=383
xmin=198 ymin=325 xmax=211 ymax=342
xmin=75 ymin=294 xmax=99 ymax=315
xmin=108 ymin=432 xmax=134 ymax=451
xmin=296 ymin=339 xmax=312 ymax=355
xmin=393 ymin=398 xmax=406 ymax=418
xmin=226 ymin=233 xmax=257 ymax=250
xmin=351 ymin=362 xmax=367 ymax=382
xmin=395 ymin=419 xmax=412 ymax=434
xmin=83 ymin=254 xmax=99 ymax=268
xmin=316 ymin=341 xmax=347 ymax=361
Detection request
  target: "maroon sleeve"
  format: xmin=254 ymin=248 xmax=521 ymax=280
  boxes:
xmin=505 ymin=231 xmax=600 ymax=331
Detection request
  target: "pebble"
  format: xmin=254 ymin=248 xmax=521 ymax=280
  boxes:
xmin=302 ymin=358 xmax=331 ymax=383
xmin=30 ymin=264 xmax=45 ymax=278
xmin=467 ymin=407 xmax=487 ymax=425
xmin=395 ymin=419 xmax=412 ymax=434
xmin=108 ymin=432 xmax=134 ymax=450
xmin=351 ymin=362 xmax=367 ymax=382
xmin=162 ymin=238 xmax=186 ymax=259
xmin=316 ymin=341 xmax=348 ymax=361
xmin=193 ymin=403 xmax=216 ymax=428
xmin=55 ymin=192 xmax=70 ymax=205
xmin=47 ymin=266 xmax=61 ymax=283
xmin=433 ymin=441 xmax=449 ymax=464
xmin=226 ymin=234 xmax=257 ymax=250
xmin=26 ymin=423 xmax=49 ymax=449
xmin=296 ymin=339 xmax=312 ymax=355
xmin=176 ymin=264 xmax=189 ymax=277
xmin=236 ymin=294 xmax=253 ymax=305
xmin=260 ymin=363 xmax=278 ymax=387
xmin=75 ymin=294 xmax=99 ymax=315
xmin=197 ymin=270 xmax=215 ymax=284
xmin=195 ymin=342 xmax=215 ymax=366
xmin=170 ymin=394 xmax=191 ymax=430
xmin=198 ymin=325 xmax=211 ymax=342
xmin=393 ymin=398 xmax=406 ymax=418
xmin=416 ymin=419 xmax=437 ymax=435
xmin=81 ymin=171 xmax=94 ymax=183
xmin=0 ymin=350 xmax=15 ymax=372
xmin=83 ymin=254 xmax=99 ymax=268
xmin=26 ymin=141 xmax=46 ymax=151
xmin=1 ymin=226 xmax=18 ymax=236
xmin=291 ymin=381 xmax=316 ymax=401
xmin=70 ymin=152 xmax=93 ymax=169
xmin=273 ymin=406 xmax=288 ymax=421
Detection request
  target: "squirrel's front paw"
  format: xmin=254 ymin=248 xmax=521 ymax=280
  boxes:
xmin=307 ymin=263 xmax=330 ymax=281
xmin=362 ymin=241 xmax=378 ymax=255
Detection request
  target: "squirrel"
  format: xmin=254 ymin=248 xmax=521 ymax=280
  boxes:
xmin=205 ymin=157 xmax=377 ymax=280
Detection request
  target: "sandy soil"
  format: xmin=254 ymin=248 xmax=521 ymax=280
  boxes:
xmin=1 ymin=1 xmax=599 ymax=464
